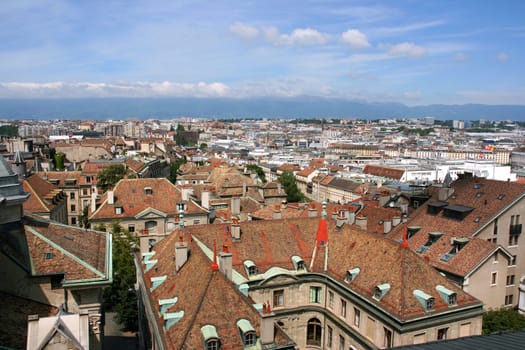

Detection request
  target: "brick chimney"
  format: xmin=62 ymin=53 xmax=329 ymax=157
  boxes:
xmin=175 ymin=236 xmax=188 ymax=271
xmin=181 ymin=186 xmax=191 ymax=201
xmin=273 ymin=205 xmax=282 ymax=220
xmin=308 ymin=203 xmax=317 ymax=217
xmin=392 ymin=216 xmax=401 ymax=227
xmin=219 ymin=245 xmax=232 ymax=280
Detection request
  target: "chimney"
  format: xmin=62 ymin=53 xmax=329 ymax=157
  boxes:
xmin=277 ymin=183 xmax=282 ymax=193
xmin=346 ymin=211 xmax=355 ymax=225
xmin=281 ymin=200 xmax=287 ymax=209
xmin=356 ymin=215 xmax=367 ymax=231
xmin=392 ymin=216 xmax=401 ymax=227
xmin=438 ymin=187 xmax=454 ymax=201
xmin=181 ymin=186 xmax=191 ymax=201
xmin=107 ymin=189 xmax=114 ymax=205
xmin=175 ymin=236 xmax=188 ymax=271
xmin=231 ymin=218 xmax=241 ymax=240
xmin=308 ymin=203 xmax=317 ymax=218
xmin=91 ymin=191 xmax=98 ymax=213
xmin=273 ymin=205 xmax=282 ymax=220
xmin=231 ymin=197 xmax=241 ymax=217
xmin=219 ymin=245 xmax=232 ymax=280
xmin=243 ymin=183 xmax=247 ymax=197
xmin=336 ymin=210 xmax=345 ymax=227
xmin=201 ymin=190 xmax=210 ymax=210
xmin=260 ymin=302 xmax=275 ymax=345
xmin=383 ymin=219 xmax=392 ymax=234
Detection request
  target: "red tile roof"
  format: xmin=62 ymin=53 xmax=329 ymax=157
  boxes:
xmin=22 ymin=175 xmax=63 ymax=213
xmin=363 ymin=165 xmax=404 ymax=180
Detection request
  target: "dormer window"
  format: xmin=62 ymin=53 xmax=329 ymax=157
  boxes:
xmin=417 ymin=232 xmax=443 ymax=254
xmin=201 ymin=325 xmax=220 ymax=350
xmin=144 ymin=186 xmax=153 ymax=195
xmin=413 ymin=290 xmax=435 ymax=311
xmin=291 ymin=255 xmax=307 ymax=271
xmin=243 ymin=260 xmax=258 ymax=276
xmin=373 ymin=283 xmax=391 ymax=300
xmin=436 ymin=285 xmax=457 ymax=306
xmin=441 ymin=237 xmax=469 ymax=262
xmin=237 ymin=319 xmax=257 ymax=347
xmin=345 ymin=267 xmax=360 ymax=283
xmin=115 ymin=206 xmax=123 ymax=215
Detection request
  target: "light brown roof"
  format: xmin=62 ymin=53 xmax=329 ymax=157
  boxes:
xmin=186 ymin=218 xmax=481 ymax=321
xmin=22 ymin=175 xmax=63 ymax=213
xmin=90 ymin=178 xmax=207 ymax=220
xmin=142 ymin=233 xmax=295 ymax=349
xmin=363 ymin=165 xmax=404 ymax=180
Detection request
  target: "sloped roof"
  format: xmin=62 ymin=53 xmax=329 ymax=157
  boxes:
xmin=185 ymin=218 xmax=481 ymax=322
xmin=22 ymin=174 xmax=63 ymax=213
xmin=90 ymin=178 xmax=207 ymax=220
xmin=142 ymin=233 xmax=295 ymax=349
xmin=24 ymin=216 xmax=111 ymax=285
xmin=363 ymin=165 xmax=404 ymax=180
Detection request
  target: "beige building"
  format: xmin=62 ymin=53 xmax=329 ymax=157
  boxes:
xmin=137 ymin=205 xmax=484 ymax=349
xmin=89 ymin=178 xmax=209 ymax=253
xmin=388 ymin=173 xmax=525 ymax=310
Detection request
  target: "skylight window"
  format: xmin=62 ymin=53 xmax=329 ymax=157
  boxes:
xmin=497 ymin=194 xmax=505 ymax=200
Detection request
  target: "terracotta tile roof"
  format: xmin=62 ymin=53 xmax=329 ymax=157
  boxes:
xmin=0 ymin=292 xmax=58 ymax=350
xmin=309 ymin=158 xmax=326 ymax=168
xmin=22 ymin=175 xmax=63 ymax=213
xmin=250 ymin=201 xmax=359 ymax=220
xmin=277 ymin=163 xmax=300 ymax=172
xmin=387 ymin=176 xmax=525 ymax=277
xmin=125 ymin=158 xmax=146 ymax=173
xmin=328 ymin=177 xmax=361 ymax=191
xmin=363 ymin=165 xmax=404 ymax=180
xmin=81 ymin=161 xmax=119 ymax=175
xmin=37 ymin=171 xmax=84 ymax=186
xmin=296 ymin=168 xmax=316 ymax=177
xmin=357 ymin=206 xmax=403 ymax=234
xmin=90 ymin=178 xmax=208 ymax=220
xmin=320 ymin=175 xmax=334 ymax=185
xmin=142 ymin=233 xmax=295 ymax=349
xmin=24 ymin=216 xmax=110 ymax=283
xmin=185 ymin=218 xmax=480 ymax=321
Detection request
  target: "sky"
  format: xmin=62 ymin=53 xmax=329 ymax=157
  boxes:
xmin=0 ymin=0 xmax=524 ymax=105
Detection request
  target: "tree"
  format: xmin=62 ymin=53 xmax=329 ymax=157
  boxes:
xmin=78 ymin=206 xmax=89 ymax=228
xmin=279 ymin=170 xmax=305 ymax=202
xmin=97 ymin=164 xmax=127 ymax=191
xmin=103 ymin=221 xmax=139 ymax=332
xmin=483 ymin=308 xmax=525 ymax=334
xmin=200 ymin=143 xmax=208 ymax=151
xmin=54 ymin=153 xmax=66 ymax=171
xmin=169 ymin=157 xmax=186 ymax=184
xmin=247 ymin=164 xmax=267 ymax=184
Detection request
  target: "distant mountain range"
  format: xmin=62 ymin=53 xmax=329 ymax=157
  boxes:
xmin=0 ymin=97 xmax=524 ymax=121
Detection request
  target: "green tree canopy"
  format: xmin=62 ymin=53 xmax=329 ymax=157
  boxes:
xmin=103 ymin=221 xmax=139 ymax=332
xmin=483 ymin=308 xmax=525 ymax=335
xmin=169 ymin=157 xmax=186 ymax=184
xmin=54 ymin=153 xmax=65 ymax=171
xmin=247 ymin=164 xmax=267 ymax=184
xmin=97 ymin=164 xmax=127 ymax=191
xmin=279 ymin=170 xmax=305 ymax=202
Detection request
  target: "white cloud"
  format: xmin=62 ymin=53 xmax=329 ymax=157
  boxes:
xmin=263 ymin=26 xmax=329 ymax=46
xmin=341 ymin=29 xmax=370 ymax=49
xmin=230 ymin=22 xmax=259 ymax=39
xmin=497 ymin=52 xmax=509 ymax=62
xmin=373 ymin=20 xmax=446 ymax=37
xmin=454 ymin=52 xmax=469 ymax=61
xmin=0 ymin=81 xmax=231 ymax=98
xmin=378 ymin=42 xmax=427 ymax=58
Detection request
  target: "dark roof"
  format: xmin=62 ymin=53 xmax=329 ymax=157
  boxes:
xmin=392 ymin=330 xmax=525 ymax=350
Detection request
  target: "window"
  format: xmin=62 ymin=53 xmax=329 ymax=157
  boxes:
xmin=340 ymin=299 xmax=347 ymax=318
xmin=510 ymin=255 xmax=517 ymax=266
xmin=83 ymin=200 xmax=89 ymax=209
xmin=326 ymin=326 xmax=333 ymax=348
xmin=273 ymin=289 xmax=284 ymax=307
xmin=426 ymin=297 xmax=435 ymax=310
xmin=70 ymin=192 xmax=75 ymax=199
xmin=82 ymin=188 xmax=89 ymax=196
xmin=493 ymin=254 xmax=498 ymax=263
xmin=86 ymin=176 xmax=91 ymax=183
xmin=511 ymin=215 xmax=520 ymax=226
xmin=328 ymin=291 xmax=334 ymax=309
xmin=508 ymin=234 xmax=518 ymax=246
xmin=354 ymin=308 xmax=361 ymax=327
xmin=206 ymin=340 xmax=219 ymax=350
xmin=488 ymin=237 xmax=497 ymax=243
xmin=309 ymin=286 xmax=322 ymax=304
xmin=437 ymin=327 xmax=448 ymax=340
xmin=45 ymin=252 xmax=53 ymax=259
xmin=244 ymin=333 xmax=256 ymax=346
xmin=128 ymin=225 xmax=135 ymax=232
xmin=145 ymin=187 xmax=153 ymax=195
xmin=338 ymin=335 xmax=345 ymax=350
xmin=491 ymin=272 xmax=497 ymax=285
xmin=505 ymin=294 xmax=514 ymax=305
xmin=384 ymin=328 xmax=393 ymax=347
xmin=70 ymin=204 xmax=76 ymax=212
xmin=115 ymin=207 xmax=122 ymax=215
xmin=71 ymin=217 xmax=76 ymax=225
xmin=193 ymin=219 xmax=200 ymax=225
xmin=507 ymin=274 xmax=515 ymax=286
xmin=493 ymin=218 xmax=498 ymax=235
xmin=306 ymin=318 xmax=322 ymax=346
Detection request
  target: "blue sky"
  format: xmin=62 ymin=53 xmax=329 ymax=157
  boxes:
xmin=0 ymin=0 xmax=524 ymax=105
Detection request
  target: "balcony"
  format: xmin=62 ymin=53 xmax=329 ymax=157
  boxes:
xmin=510 ymin=224 xmax=522 ymax=235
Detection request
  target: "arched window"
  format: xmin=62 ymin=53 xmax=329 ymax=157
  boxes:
xmin=306 ymin=317 xmax=322 ymax=346
xmin=206 ymin=339 xmax=219 ymax=350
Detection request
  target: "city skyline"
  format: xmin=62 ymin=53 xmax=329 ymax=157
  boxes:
xmin=1 ymin=0 xmax=524 ymax=105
